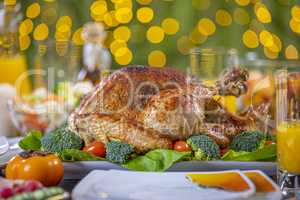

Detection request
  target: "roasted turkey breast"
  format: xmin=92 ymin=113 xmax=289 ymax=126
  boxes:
xmin=69 ymin=65 xmax=258 ymax=153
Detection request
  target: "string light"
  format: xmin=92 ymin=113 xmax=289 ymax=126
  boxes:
xmin=285 ymin=44 xmax=299 ymax=59
xmin=242 ymin=30 xmax=259 ymax=48
xmin=33 ymin=23 xmax=49 ymax=41
xmin=161 ymin=18 xmax=180 ymax=35
xmin=26 ymin=3 xmax=41 ymax=19
xmin=148 ymin=50 xmax=166 ymax=67
xmin=146 ymin=26 xmax=165 ymax=43
xmin=197 ymin=18 xmax=216 ymax=36
xmin=137 ymin=7 xmax=154 ymax=23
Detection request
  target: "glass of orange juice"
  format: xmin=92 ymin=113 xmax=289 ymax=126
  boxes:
xmin=275 ymin=69 xmax=300 ymax=198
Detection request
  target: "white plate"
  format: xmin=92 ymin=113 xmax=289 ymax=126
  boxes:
xmin=72 ymin=170 xmax=256 ymax=200
xmin=63 ymin=161 xmax=276 ymax=179
xmin=0 ymin=137 xmax=22 ymax=166
xmin=243 ymin=170 xmax=281 ymax=200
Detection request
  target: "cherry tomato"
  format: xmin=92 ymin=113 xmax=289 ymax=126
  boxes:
xmin=265 ymin=140 xmax=275 ymax=145
xmin=83 ymin=141 xmax=106 ymax=157
xmin=173 ymin=141 xmax=191 ymax=152
xmin=220 ymin=148 xmax=229 ymax=156
xmin=6 ymin=152 xmax=64 ymax=186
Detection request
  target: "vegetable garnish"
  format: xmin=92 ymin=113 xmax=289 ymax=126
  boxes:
xmin=123 ymin=149 xmax=191 ymax=172
xmin=173 ymin=141 xmax=191 ymax=152
xmin=187 ymin=135 xmax=220 ymax=160
xmin=6 ymin=151 xmax=64 ymax=186
xmin=58 ymin=149 xmax=104 ymax=162
xmin=106 ymin=141 xmax=134 ymax=164
xmin=41 ymin=125 xmax=83 ymax=153
xmin=18 ymin=130 xmax=42 ymax=151
xmin=229 ymin=131 xmax=266 ymax=152
xmin=222 ymin=144 xmax=276 ymax=161
xmin=83 ymin=141 xmax=106 ymax=158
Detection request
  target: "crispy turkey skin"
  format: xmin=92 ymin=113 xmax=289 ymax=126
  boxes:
xmin=68 ymin=65 xmax=261 ymax=153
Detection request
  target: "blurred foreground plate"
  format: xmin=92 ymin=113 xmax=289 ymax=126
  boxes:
xmin=72 ymin=170 xmax=256 ymax=200
xmin=63 ymin=161 xmax=276 ymax=179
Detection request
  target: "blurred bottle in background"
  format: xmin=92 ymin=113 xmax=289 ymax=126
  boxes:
xmin=0 ymin=1 xmax=31 ymax=95
xmin=77 ymin=22 xmax=111 ymax=85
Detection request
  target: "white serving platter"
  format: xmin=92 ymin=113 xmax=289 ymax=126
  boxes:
xmin=63 ymin=160 xmax=276 ymax=179
xmin=72 ymin=170 xmax=256 ymax=200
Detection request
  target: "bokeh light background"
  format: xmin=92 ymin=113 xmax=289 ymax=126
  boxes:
xmin=7 ymin=0 xmax=300 ymax=70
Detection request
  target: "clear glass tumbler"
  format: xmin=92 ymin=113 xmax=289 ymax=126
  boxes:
xmin=275 ymin=68 xmax=300 ymax=198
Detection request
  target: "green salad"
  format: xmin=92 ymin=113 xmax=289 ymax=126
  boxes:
xmin=19 ymin=125 xmax=277 ymax=172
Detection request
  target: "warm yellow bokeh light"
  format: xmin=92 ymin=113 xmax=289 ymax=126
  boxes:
xmin=115 ymin=0 xmax=133 ymax=9
xmin=33 ymin=23 xmax=49 ymax=41
xmin=136 ymin=0 xmax=152 ymax=5
xmin=56 ymin=16 xmax=72 ymax=30
xmin=137 ymin=7 xmax=154 ymax=23
xmin=189 ymin=27 xmax=207 ymax=44
xmin=291 ymin=5 xmax=300 ymax=22
xmin=268 ymin=34 xmax=282 ymax=53
xmin=4 ymin=0 xmax=16 ymax=6
xmin=115 ymin=8 xmax=133 ymax=24
xmin=242 ymin=30 xmax=259 ymax=48
xmin=161 ymin=18 xmax=180 ymax=35
xmin=259 ymin=30 xmax=274 ymax=47
xmin=289 ymin=18 xmax=300 ymax=34
xmin=55 ymin=30 xmax=71 ymax=41
xmin=264 ymin=47 xmax=278 ymax=59
xmin=104 ymin=11 xmax=119 ymax=27
xmin=215 ymin=9 xmax=232 ymax=26
xmin=177 ymin=36 xmax=194 ymax=55
xmin=110 ymin=40 xmax=127 ymax=55
xmin=114 ymin=47 xmax=133 ymax=65
xmin=26 ymin=3 xmax=41 ymax=19
xmin=235 ymin=0 xmax=250 ymax=6
xmin=19 ymin=19 xmax=34 ymax=36
xmin=197 ymin=18 xmax=216 ymax=36
xmin=91 ymin=13 xmax=105 ymax=22
xmin=111 ymin=0 xmax=125 ymax=3
xmin=233 ymin=8 xmax=250 ymax=25
xmin=148 ymin=50 xmax=166 ymax=67
xmin=192 ymin=0 xmax=210 ymax=10
xmin=285 ymin=44 xmax=299 ymax=59
xmin=90 ymin=0 xmax=107 ymax=16
xmin=255 ymin=6 xmax=271 ymax=24
xmin=72 ymin=28 xmax=84 ymax=45
xmin=19 ymin=35 xmax=31 ymax=51
xmin=146 ymin=26 xmax=165 ymax=43
xmin=113 ymin=26 xmax=131 ymax=42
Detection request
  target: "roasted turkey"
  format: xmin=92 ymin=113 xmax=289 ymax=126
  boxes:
xmin=68 ymin=65 xmax=268 ymax=153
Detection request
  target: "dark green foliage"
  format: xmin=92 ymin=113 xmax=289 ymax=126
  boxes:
xmin=187 ymin=135 xmax=220 ymax=160
xmin=106 ymin=141 xmax=134 ymax=164
xmin=230 ymin=131 xmax=266 ymax=152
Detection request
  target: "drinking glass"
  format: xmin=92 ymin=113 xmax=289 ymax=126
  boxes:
xmin=275 ymin=68 xmax=300 ymax=198
xmin=189 ymin=47 xmax=240 ymax=113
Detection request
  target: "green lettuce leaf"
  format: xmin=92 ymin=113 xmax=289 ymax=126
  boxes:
xmin=58 ymin=149 xmax=104 ymax=162
xmin=18 ymin=130 xmax=42 ymax=151
xmin=123 ymin=149 xmax=191 ymax=171
xmin=222 ymin=144 xmax=277 ymax=161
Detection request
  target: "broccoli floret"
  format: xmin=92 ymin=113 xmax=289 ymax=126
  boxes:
xmin=187 ymin=135 xmax=220 ymax=160
xmin=106 ymin=141 xmax=134 ymax=164
xmin=230 ymin=131 xmax=265 ymax=152
xmin=41 ymin=125 xmax=83 ymax=152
